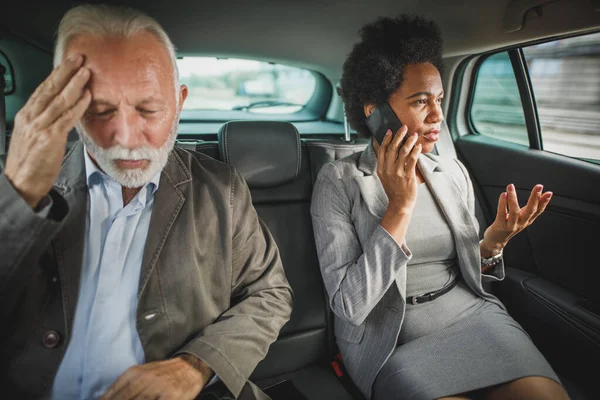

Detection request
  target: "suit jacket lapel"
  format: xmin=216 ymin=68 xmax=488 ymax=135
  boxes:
xmin=418 ymin=156 xmax=482 ymax=288
xmin=355 ymin=142 xmax=389 ymax=219
xmin=138 ymin=149 xmax=191 ymax=298
xmin=52 ymin=143 xmax=87 ymax=336
xmin=353 ymin=143 xmax=482 ymax=288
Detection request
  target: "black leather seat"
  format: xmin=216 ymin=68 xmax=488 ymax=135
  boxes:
xmin=210 ymin=121 xmax=366 ymax=399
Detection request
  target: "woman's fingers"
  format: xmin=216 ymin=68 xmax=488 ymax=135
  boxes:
xmin=496 ymin=191 xmax=508 ymax=221
xmin=377 ymin=128 xmax=393 ymax=167
xmin=529 ymin=191 xmax=553 ymax=223
xmin=404 ymin=142 xmax=421 ymax=178
xmin=521 ymin=184 xmax=542 ymax=222
xmin=387 ymin=125 xmax=408 ymax=156
xmin=506 ymin=184 xmax=520 ymax=229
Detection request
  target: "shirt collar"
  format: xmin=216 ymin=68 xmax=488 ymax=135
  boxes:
xmin=83 ymin=147 xmax=161 ymax=195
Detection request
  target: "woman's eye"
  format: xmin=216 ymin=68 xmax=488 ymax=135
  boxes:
xmin=416 ymin=99 xmax=427 ymax=105
xmin=437 ymin=98 xmax=444 ymax=103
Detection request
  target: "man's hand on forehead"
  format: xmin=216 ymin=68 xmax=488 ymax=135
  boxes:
xmin=3 ymin=54 xmax=92 ymax=208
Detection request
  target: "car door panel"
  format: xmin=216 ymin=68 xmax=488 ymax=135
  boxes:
xmin=454 ymin=121 xmax=600 ymax=398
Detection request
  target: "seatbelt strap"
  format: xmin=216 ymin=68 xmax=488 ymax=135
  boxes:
xmin=330 ymin=353 xmax=365 ymax=399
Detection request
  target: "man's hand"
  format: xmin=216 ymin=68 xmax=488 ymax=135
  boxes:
xmin=481 ymin=183 xmax=553 ymax=257
xmin=100 ymin=355 xmax=213 ymax=400
xmin=3 ymin=54 xmax=91 ymax=208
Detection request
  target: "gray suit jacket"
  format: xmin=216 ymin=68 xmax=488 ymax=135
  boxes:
xmin=0 ymin=142 xmax=293 ymax=399
xmin=310 ymin=143 xmax=505 ymax=399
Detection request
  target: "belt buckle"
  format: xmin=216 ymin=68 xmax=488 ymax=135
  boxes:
xmin=411 ymin=296 xmax=420 ymax=305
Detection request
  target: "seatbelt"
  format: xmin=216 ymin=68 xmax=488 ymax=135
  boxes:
xmin=330 ymin=353 xmax=365 ymax=399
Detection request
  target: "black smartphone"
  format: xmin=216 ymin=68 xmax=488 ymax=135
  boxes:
xmin=365 ymin=103 xmax=406 ymax=146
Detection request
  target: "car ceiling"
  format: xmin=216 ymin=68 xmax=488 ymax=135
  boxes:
xmin=2 ymin=0 xmax=600 ymax=81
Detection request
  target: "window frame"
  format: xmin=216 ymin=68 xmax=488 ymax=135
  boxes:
xmin=454 ymin=28 xmax=600 ymax=160
xmin=464 ymin=49 xmax=541 ymax=149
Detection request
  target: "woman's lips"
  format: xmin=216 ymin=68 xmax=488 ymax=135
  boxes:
xmin=421 ymin=130 xmax=440 ymax=142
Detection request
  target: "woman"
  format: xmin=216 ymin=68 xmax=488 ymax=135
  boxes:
xmin=310 ymin=15 xmax=568 ymax=400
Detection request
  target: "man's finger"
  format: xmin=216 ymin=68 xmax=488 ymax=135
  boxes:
xmin=99 ymin=368 xmax=141 ymax=400
xmin=132 ymin=381 xmax=166 ymax=400
xmin=36 ymin=67 xmax=91 ymax=129
xmin=27 ymin=55 xmax=85 ymax=118
xmin=51 ymin=89 xmax=92 ymax=137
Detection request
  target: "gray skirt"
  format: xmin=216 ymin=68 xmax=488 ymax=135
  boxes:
xmin=372 ymin=282 xmax=560 ymax=400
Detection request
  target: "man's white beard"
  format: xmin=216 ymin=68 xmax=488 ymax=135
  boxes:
xmin=77 ymin=116 xmax=179 ymax=189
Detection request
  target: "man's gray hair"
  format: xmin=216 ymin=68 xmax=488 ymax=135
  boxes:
xmin=54 ymin=4 xmax=179 ymax=87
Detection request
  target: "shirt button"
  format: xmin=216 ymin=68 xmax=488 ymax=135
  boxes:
xmin=42 ymin=330 xmax=61 ymax=349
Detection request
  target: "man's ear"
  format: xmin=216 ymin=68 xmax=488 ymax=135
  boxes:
xmin=178 ymin=84 xmax=189 ymax=112
xmin=364 ymin=104 xmax=376 ymax=118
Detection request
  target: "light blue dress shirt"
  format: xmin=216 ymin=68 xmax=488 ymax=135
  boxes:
xmin=51 ymin=149 xmax=160 ymax=399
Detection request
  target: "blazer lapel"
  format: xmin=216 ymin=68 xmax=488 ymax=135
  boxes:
xmin=351 ymin=143 xmax=481 ymax=285
xmin=52 ymin=143 xmax=88 ymax=336
xmin=355 ymin=142 xmax=389 ymax=219
xmin=418 ymin=156 xmax=482 ymax=288
xmin=138 ymin=149 xmax=191 ymax=298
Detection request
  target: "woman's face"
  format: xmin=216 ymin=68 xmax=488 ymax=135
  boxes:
xmin=366 ymin=62 xmax=444 ymax=154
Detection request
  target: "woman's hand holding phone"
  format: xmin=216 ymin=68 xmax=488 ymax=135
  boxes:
xmin=377 ymin=125 xmax=421 ymax=216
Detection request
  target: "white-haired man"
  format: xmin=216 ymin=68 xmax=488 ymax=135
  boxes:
xmin=0 ymin=4 xmax=292 ymax=400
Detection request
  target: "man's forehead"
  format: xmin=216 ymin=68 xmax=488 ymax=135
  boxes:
xmin=65 ymin=32 xmax=172 ymax=76
xmin=64 ymin=33 xmax=174 ymax=98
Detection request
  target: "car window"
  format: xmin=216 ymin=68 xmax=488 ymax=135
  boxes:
xmin=177 ymin=57 xmax=316 ymax=114
xmin=470 ymin=32 xmax=600 ymax=162
xmin=469 ymin=52 xmax=529 ymax=147
xmin=523 ymin=32 xmax=600 ymax=161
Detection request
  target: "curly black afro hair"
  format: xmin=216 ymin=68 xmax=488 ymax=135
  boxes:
xmin=339 ymin=15 xmax=444 ymax=138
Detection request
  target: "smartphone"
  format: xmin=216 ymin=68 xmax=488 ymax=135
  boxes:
xmin=365 ymin=103 xmax=406 ymax=147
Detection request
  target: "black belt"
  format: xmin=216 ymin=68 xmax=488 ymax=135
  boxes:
xmin=406 ymin=275 xmax=460 ymax=305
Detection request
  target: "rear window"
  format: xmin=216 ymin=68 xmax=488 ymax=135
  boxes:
xmin=177 ymin=57 xmax=317 ymax=114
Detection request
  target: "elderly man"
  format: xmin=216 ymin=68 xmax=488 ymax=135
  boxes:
xmin=0 ymin=4 xmax=292 ymax=400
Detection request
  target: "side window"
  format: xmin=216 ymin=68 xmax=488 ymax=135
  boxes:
xmin=470 ymin=52 xmax=529 ymax=146
xmin=523 ymin=32 xmax=600 ymax=161
xmin=470 ymin=32 xmax=600 ymax=162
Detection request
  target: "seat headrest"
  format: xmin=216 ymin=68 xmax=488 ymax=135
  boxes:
xmin=218 ymin=121 xmax=301 ymax=188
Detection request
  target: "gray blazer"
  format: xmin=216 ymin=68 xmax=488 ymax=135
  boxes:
xmin=310 ymin=142 xmax=505 ymax=399
xmin=0 ymin=142 xmax=293 ymax=398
